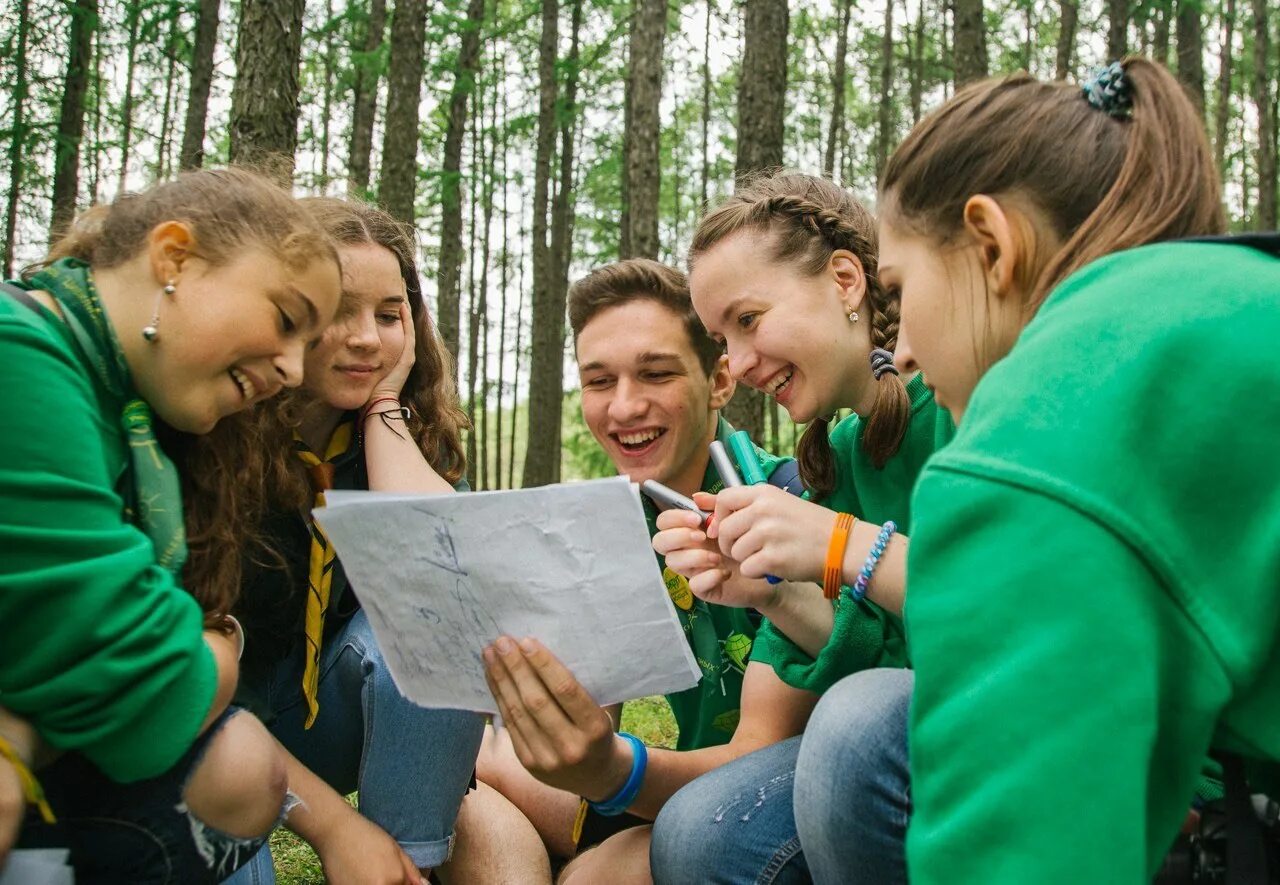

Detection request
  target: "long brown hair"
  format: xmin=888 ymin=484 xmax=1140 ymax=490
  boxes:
xmin=689 ymin=172 xmax=911 ymax=498
xmin=880 ymin=57 xmax=1226 ymax=310
xmin=181 ymin=197 xmax=468 ymax=617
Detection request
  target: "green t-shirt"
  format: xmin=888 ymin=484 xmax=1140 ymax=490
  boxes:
xmin=904 ymin=240 xmax=1280 ymax=883
xmin=0 ymin=285 xmax=216 ymax=782
xmin=750 ymin=373 xmax=955 ymax=694
xmin=640 ymin=417 xmax=790 ymax=751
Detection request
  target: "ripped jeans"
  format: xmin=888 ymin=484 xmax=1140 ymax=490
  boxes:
xmin=16 ymin=707 xmax=281 ymax=885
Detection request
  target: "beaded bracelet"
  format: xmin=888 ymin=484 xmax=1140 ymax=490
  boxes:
xmin=0 ymin=734 xmax=56 ymax=823
xmin=850 ymin=520 xmax=897 ymax=602
xmin=588 ymin=732 xmax=649 ymax=816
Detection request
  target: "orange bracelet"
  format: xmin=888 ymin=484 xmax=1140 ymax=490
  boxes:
xmin=823 ymin=513 xmax=856 ymax=600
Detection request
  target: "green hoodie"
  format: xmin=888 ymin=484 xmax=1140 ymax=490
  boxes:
xmin=905 ymin=240 xmax=1280 ymax=883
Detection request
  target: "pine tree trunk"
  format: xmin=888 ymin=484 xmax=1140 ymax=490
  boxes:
xmin=49 ymin=0 xmax=97 ymax=239
xmin=377 ymin=0 xmax=429 ymax=223
xmin=942 ymin=0 xmax=953 ymax=96
xmin=3 ymin=0 xmax=30 ymax=278
xmin=436 ymin=0 xmax=486 ymax=362
xmin=729 ymin=0 xmax=788 ymax=442
xmin=1153 ymin=0 xmax=1171 ymax=65
xmin=180 ymin=0 xmax=220 ymax=170
xmin=347 ymin=0 xmax=386 ymax=196
xmin=701 ymin=0 xmax=713 ymax=209
xmin=495 ymin=51 xmax=509 ymax=489
xmin=910 ymin=0 xmax=925 ymax=122
xmin=479 ymin=77 xmax=494 ymax=491
xmin=319 ymin=0 xmax=336 ymax=187
xmin=229 ymin=0 xmax=305 ymax=181
xmin=1253 ymin=0 xmax=1276 ymax=227
xmin=521 ymin=0 xmax=562 ymax=487
xmin=824 ymin=0 xmax=851 ymax=178
xmin=1215 ymin=0 xmax=1236 ymax=176
xmin=624 ymin=0 xmax=667 ymax=259
xmin=952 ymin=0 xmax=987 ymax=85
xmin=551 ymin=0 xmax=582 ymax=296
xmin=875 ymin=0 xmax=895 ymax=178
xmin=1108 ymin=0 xmax=1127 ymax=60
xmin=510 ymin=185 xmax=528 ymax=489
xmin=155 ymin=1 xmax=180 ymax=179
xmin=88 ymin=26 xmax=102 ymax=203
xmin=117 ymin=2 xmax=142 ymax=196
xmin=1175 ymin=0 xmax=1205 ymax=113
xmin=466 ymin=111 xmax=480 ymax=489
xmin=1056 ymin=0 xmax=1078 ymax=79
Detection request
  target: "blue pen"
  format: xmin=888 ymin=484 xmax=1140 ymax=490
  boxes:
xmin=720 ymin=433 xmax=782 ymax=584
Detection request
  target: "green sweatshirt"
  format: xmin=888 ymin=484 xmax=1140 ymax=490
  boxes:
xmin=905 ymin=240 xmax=1280 ymax=884
xmin=750 ymin=374 xmax=954 ymax=693
xmin=0 ymin=290 xmax=216 ymax=782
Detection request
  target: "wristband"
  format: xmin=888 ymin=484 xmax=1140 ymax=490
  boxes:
xmin=850 ymin=520 xmax=897 ymax=602
xmin=361 ymin=396 xmax=403 ymax=421
xmin=587 ymin=733 xmax=648 ymax=816
xmin=0 ymin=734 xmax=55 ymax=823
xmin=823 ymin=512 xmax=855 ymax=600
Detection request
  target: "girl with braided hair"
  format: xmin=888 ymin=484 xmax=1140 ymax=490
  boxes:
xmin=649 ymin=171 xmax=952 ymax=884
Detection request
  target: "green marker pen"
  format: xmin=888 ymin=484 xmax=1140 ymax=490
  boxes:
xmin=726 ymin=430 xmax=781 ymax=584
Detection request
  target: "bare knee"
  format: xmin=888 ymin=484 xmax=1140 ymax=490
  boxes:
xmin=558 ymin=826 xmax=653 ymax=885
xmin=182 ymin=712 xmax=288 ymax=839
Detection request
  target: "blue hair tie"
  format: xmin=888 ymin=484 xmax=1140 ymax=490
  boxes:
xmin=870 ymin=348 xmax=899 ymax=380
xmin=1082 ymin=61 xmax=1133 ymax=118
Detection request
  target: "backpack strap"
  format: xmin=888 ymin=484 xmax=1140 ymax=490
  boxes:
xmin=0 ymin=280 xmax=45 ymax=316
xmin=766 ymin=459 xmax=806 ymax=498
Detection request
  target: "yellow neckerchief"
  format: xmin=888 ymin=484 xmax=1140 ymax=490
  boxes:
xmin=0 ymin=734 xmax=55 ymax=823
xmin=293 ymin=421 xmax=354 ymax=728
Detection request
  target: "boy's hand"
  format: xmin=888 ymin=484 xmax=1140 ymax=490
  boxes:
xmin=653 ymin=506 xmax=780 ymax=610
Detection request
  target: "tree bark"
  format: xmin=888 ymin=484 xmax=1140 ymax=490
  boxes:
xmin=1175 ymin=0 xmax=1205 ymax=114
xmin=1152 ymin=0 xmax=1171 ymax=64
xmin=228 ymin=0 xmax=305 ymax=181
xmin=1214 ymin=0 xmax=1236 ymax=176
xmin=875 ymin=0 xmax=895 ymax=179
xmin=377 ymin=0 xmax=429 ymax=223
xmin=552 ymin=0 xmax=583 ymax=294
xmin=478 ymin=74 xmax=495 ymax=491
xmin=318 ymin=0 xmax=336 ymax=187
xmin=3 ymin=0 xmax=30 ymax=278
xmin=465 ymin=110 xmax=480 ymax=489
xmin=701 ymin=0 xmax=713 ymax=208
xmin=1252 ymin=0 xmax=1276 ymax=227
xmin=49 ymin=0 xmax=97 ymax=240
xmin=952 ymin=0 xmax=987 ymax=85
xmin=155 ymin=0 xmax=180 ymax=179
xmin=910 ymin=0 xmax=925 ymax=122
xmin=1056 ymin=0 xmax=1078 ymax=79
xmin=347 ymin=0 xmax=386 ymax=196
xmin=117 ymin=1 xmax=142 ymax=196
xmin=1107 ymin=0 xmax=1127 ymax=60
xmin=437 ymin=0 xmax=488 ymax=360
xmin=495 ymin=52 xmax=509 ymax=489
xmin=521 ymin=0 xmax=562 ymax=487
xmin=824 ymin=0 xmax=852 ymax=178
xmin=623 ymin=0 xmax=667 ymax=259
xmin=729 ymin=0 xmax=788 ymax=442
xmin=510 ymin=184 xmax=528 ymax=489
xmin=180 ymin=0 xmax=220 ymax=170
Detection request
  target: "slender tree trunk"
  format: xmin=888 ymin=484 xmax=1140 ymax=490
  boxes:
xmin=953 ymin=0 xmax=987 ymax=85
xmin=1056 ymin=0 xmax=1078 ymax=79
xmin=701 ymin=0 xmax=713 ymax=209
xmin=50 ymin=0 xmax=97 ymax=239
xmin=1215 ymin=0 xmax=1237 ymax=176
xmin=552 ymin=0 xmax=582 ymax=295
xmin=436 ymin=0 xmax=487 ymax=361
xmin=495 ymin=51 xmax=509 ymax=489
xmin=623 ymin=0 xmax=667 ymax=259
xmin=910 ymin=0 xmax=925 ymax=121
xmin=347 ymin=0 xmax=387 ymax=195
xmin=1108 ymin=0 xmax=1127 ymax=60
xmin=1253 ymin=0 xmax=1276 ymax=227
xmin=229 ymin=0 xmax=306 ymax=180
xmin=155 ymin=1 xmax=180 ymax=180
xmin=824 ymin=0 xmax=851 ymax=178
xmin=875 ymin=0 xmax=895 ymax=179
xmin=318 ymin=0 xmax=336 ymax=187
xmin=510 ymin=187 xmax=528 ymax=489
xmin=521 ymin=0 xmax=562 ymax=487
xmin=116 ymin=1 xmax=142 ymax=196
xmin=942 ymin=0 xmax=953 ymax=95
xmin=88 ymin=25 xmax=102 ymax=204
xmin=378 ymin=0 xmax=429 ymax=222
xmin=180 ymin=0 xmax=220 ymax=170
xmin=1175 ymin=0 xmax=1205 ymax=113
xmin=466 ymin=110 xmax=481 ymax=489
xmin=3 ymin=0 xmax=31 ymax=278
xmin=1153 ymin=0 xmax=1171 ymax=64
xmin=479 ymin=68 xmax=495 ymax=491
xmin=729 ymin=0 xmax=788 ymax=442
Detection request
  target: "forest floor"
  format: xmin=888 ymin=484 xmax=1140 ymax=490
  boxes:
xmin=272 ymin=696 xmax=678 ymax=884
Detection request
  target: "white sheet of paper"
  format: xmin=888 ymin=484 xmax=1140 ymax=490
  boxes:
xmin=0 ymin=849 xmax=74 ymax=885
xmin=314 ymin=477 xmax=700 ymax=712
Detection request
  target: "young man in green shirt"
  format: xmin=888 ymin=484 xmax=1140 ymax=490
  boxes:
xmin=477 ymin=259 xmax=825 ymax=882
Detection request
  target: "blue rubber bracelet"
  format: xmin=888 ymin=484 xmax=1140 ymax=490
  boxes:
xmin=588 ymin=732 xmax=648 ymax=816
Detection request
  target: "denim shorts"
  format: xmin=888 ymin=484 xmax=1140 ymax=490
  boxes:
xmin=17 ymin=707 xmax=283 ymax=885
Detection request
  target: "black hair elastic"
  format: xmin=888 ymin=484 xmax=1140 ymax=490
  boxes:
xmin=870 ymin=348 xmax=899 ymax=380
xmin=1082 ymin=61 xmax=1133 ymax=118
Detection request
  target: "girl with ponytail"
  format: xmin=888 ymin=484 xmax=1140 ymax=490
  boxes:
xmin=649 ymin=171 xmax=953 ymax=884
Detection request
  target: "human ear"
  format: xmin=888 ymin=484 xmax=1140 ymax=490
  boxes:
xmin=961 ymin=196 xmax=1020 ymax=300
xmin=708 ymin=354 xmax=736 ymax=410
xmin=147 ymin=221 xmax=197 ymax=284
xmin=830 ymin=250 xmax=868 ymax=314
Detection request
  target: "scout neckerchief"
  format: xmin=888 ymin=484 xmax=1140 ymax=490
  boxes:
xmin=19 ymin=258 xmax=187 ymax=574
xmin=293 ymin=421 xmax=354 ymax=728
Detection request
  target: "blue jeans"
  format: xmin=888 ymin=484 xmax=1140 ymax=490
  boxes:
xmin=650 ymin=668 xmax=913 ymax=885
xmin=225 ymin=609 xmax=484 ymax=883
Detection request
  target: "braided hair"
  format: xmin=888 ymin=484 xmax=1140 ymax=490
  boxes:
xmin=689 ymin=172 xmax=911 ymax=498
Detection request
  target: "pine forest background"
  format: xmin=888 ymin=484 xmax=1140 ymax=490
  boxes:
xmin=2 ymin=0 xmax=1277 ymax=490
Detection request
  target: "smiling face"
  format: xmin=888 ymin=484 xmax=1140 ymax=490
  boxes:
xmin=135 ymin=249 xmax=340 ymax=433
xmin=688 ymin=231 xmax=875 ymax=423
xmin=304 ymin=242 xmax=409 ymax=411
xmin=576 ymin=299 xmax=734 ymax=494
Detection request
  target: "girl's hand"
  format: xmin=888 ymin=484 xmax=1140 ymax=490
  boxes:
xmin=653 ymin=504 xmax=780 ymax=610
xmin=704 ymin=486 xmax=837 ymax=586
xmin=367 ymin=302 xmax=417 ymax=405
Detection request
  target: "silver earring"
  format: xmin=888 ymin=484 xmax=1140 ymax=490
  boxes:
xmin=142 ymin=280 xmax=175 ymax=343
xmin=847 ymin=309 xmax=859 ymax=324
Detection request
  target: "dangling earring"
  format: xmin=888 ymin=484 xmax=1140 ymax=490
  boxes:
xmin=142 ymin=280 xmax=175 ymax=342
xmin=846 ymin=308 xmax=859 ymax=324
